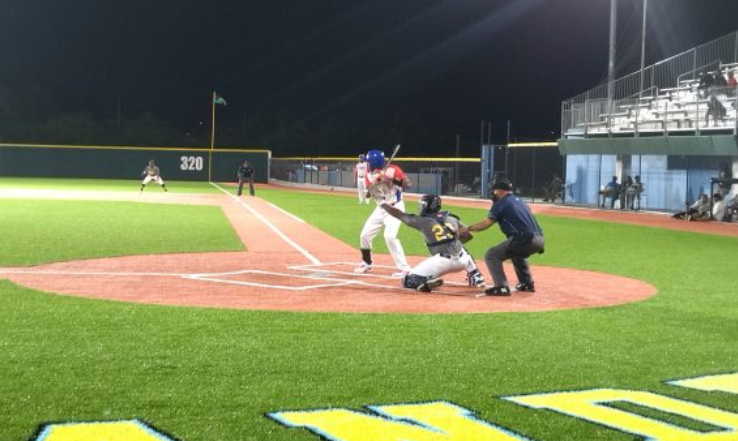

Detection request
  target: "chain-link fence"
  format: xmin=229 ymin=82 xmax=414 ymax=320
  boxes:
xmin=271 ymin=156 xmax=484 ymax=197
xmin=499 ymin=146 xmax=565 ymax=202
xmin=272 ymin=146 xmax=566 ymax=202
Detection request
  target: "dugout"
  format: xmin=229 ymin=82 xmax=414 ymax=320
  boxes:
xmin=558 ymin=135 xmax=738 ymax=211
xmin=0 ymin=143 xmax=271 ymax=182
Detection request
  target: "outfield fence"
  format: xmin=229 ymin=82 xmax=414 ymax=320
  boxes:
xmin=0 ymin=143 xmax=271 ymax=182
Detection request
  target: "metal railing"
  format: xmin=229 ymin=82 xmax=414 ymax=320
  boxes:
xmin=563 ymin=30 xmax=738 ymax=136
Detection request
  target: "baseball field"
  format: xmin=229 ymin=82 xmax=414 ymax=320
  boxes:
xmin=1 ymin=177 xmax=737 ymax=441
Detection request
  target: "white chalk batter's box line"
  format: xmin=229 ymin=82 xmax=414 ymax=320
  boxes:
xmin=289 ymin=262 xmax=469 ymax=287
xmin=0 ymin=266 xmax=417 ymax=292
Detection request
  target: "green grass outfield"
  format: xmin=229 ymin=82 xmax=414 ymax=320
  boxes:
xmin=0 ymin=179 xmax=737 ymax=441
xmin=0 ymin=177 xmax=223 ymax=193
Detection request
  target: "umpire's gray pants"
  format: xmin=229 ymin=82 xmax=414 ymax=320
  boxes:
xmin=484 ymin=234 xmax=544 ymax=287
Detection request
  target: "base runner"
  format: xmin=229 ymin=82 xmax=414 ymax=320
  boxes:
xmin=381 ymin=194 xmax=486 ymax=292
xmin=354 ymin=154 xmax=369 ymax=204
xmin=140 ymin=159 xmax=167 ymax=192
xmin=354 ymin=149 xmax=411 ymax=277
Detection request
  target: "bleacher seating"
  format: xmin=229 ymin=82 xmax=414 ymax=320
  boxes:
xmin=574 ymin=63 xmax=738 ymax=136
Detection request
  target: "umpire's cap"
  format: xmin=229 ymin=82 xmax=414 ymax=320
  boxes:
xmin=491 ymin=179 xmax=513 ymax=191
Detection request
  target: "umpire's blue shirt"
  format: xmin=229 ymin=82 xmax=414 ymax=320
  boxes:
xmin=488 ymin=194 xmax=543 ymax=239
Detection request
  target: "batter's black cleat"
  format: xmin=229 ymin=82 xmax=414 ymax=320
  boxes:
xmin=515 ymin=282 xmax=535 ymax=292
xmin=417 ymin=278 xmax=444 ymax=293
xmin=484 ymin=286 xmax=511 ymax=296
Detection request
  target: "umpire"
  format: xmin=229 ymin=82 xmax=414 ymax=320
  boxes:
xmin=236 ymin=160 xmax=255 ymax=196
xmin=466 ymin=178 xmax=544 ymax=296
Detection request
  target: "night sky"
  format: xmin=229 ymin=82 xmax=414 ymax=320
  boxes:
xmin=2 ymin=0 xmax=738 ymax=153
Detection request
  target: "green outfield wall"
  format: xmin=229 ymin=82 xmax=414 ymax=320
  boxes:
xmin=0 ymin=144 xmax=271 ymax=182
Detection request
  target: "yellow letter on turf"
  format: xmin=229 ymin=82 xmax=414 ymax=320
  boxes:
xmin=669 ymin=373 xmax=738 ymax=395
xmin=506 ymin=388 xmax=738 ymax=441
xmin=34 ymin=420 xmax=174 ymax=441
xmin=269 ymin=401 xmax=532 ymax=441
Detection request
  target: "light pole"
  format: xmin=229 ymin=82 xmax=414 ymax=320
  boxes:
xmin=639 ymin=0 xmax=648 ymax=98
xmin=607 ymin=0 xmax=617 ymax=112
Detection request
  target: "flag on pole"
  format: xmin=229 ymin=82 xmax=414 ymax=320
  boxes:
xmin=213 ymin=93 xmax=228 ymax=106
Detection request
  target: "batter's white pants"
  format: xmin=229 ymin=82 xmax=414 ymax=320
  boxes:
xmin=142 ymin=175 xmax=164 ymax=185
xmin=357 ymin=179 xmax=368 ymax=203
xmin=411 ymin=248 xmax=478 ymax=278
xmin=359 ymin=201 xmax=410 ymax=271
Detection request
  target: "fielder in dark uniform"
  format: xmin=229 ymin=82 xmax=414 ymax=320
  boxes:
xmin=465 ymin=179 xmax=544 ymax=296
xmin=381 ymin=194 xmax=485 ymax=292
xmin=140 ymin=159 xmax=167 ymax=192
xmin=236 ymin=160 xmax=255 ymax=196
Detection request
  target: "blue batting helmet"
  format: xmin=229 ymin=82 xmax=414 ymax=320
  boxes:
xmin=366 ymin=149 xmax=385 ymax=170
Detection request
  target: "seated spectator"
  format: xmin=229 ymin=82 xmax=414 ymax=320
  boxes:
xmin=713 ymin=71 xmax=728 ymax=91
xmin=712 ymin=193 xmax=727 ymax=222
xmin=672 ymin=194 xmax=711 ymax=221
xmin=727 ymin=71 xmax=737 ymax=97
xmin=600 ymin=176 xmax=620 ymax=209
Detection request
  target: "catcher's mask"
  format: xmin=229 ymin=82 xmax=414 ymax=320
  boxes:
xmin=419 ymin=194 xmax=442 ymax=216
xmin=366 ymin=149 xmax=385 ymax=170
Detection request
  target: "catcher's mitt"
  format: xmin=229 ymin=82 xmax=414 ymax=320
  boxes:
xmin=458 ymin=229 xmax=473 ymax=243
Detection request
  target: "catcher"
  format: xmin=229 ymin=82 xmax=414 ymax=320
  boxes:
xmin=380 ymin=194 xmax=485 ymax=292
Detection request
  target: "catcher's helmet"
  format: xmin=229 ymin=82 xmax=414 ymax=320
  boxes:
xmin=419 ymin=194 xmax=442 ymax=216
xmin=358 ymin=153 xmax=366 ymax=162
xmin=366 ymin=149 xmax=385 ymax=170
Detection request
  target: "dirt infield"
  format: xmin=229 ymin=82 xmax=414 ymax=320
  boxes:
xmin=0 ymin=185 xmax=658 ymax=314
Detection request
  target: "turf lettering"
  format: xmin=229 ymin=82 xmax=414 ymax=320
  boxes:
xmin=33 ymin=420 xmax=175 ymax=441
xmin=268 ymin=401 xmax=532 ymax=441
xmin=669 ymin=373 xmax=738 ymax=395
xmin=505 ymin=388 xmax=738 ymax=440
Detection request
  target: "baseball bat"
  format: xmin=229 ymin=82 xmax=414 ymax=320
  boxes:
xmin=385 ymin=144 xmax=401 ymax=167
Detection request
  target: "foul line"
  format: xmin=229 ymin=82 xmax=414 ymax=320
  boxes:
xmin=266 ymin=201 xmax=306 ymax=224
xmin=209 ymin=182 xmax=321 ymax=265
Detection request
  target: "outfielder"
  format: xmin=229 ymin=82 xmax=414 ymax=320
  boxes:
xmin=354 ymin=154 xmax=369 ymax=204
xmin=381 ymin=194 xmax=486 ymax=292
xmin=140 ymin=159 xmax=167 ymax=192
xmin=354 ymin=149 xmax=411 ymax=277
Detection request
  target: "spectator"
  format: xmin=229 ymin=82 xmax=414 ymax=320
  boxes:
xmin=697 ymin=71 xmax=714 ymax=98
xmin=705 ymin=95 xmax=726 ymax=126
xmin=713 ymin=71 xmax=728 ymax=90
xmin=672 ymin=194 xmax=710 ymax=221
xmin=712 ymin=193 xmax=727 ymax=221
xmin=725 ymin=193 xmax=738 ymax=222
xmin=600 ymin=176 xmax=620 ymax=209
xmin=727 ymin=71 xmax=737 ymax=97
xmin=632 ymin=175 xmax=645 ymax=210
xmin=543 ymin=175 xmax=563 ymax=203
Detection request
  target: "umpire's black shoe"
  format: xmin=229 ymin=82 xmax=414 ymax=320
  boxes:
xmin=484 ymin=286 xmax=511 ymax=296
xmin=515 ymin=282 xmax=535 ymax=292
